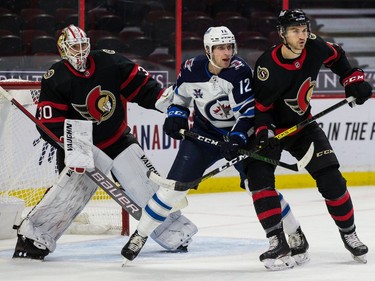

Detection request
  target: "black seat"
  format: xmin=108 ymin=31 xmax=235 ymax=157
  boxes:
xmin=22 ymin=13 xmax=56 ymax=35
xmin=87 ymin=29 xmax=113 ymax=46
xmin=183 ymin=15 xmax=214 ymax=37
xmin=97 ymin=15 xmax=124 ymax=33
xmin=0 ymin=35 xmax=23 ymax=56
xmin=128 ymin=36 xmax=155 ymax=57
xmin=94 ymin=36 xmax=129 ymax=53
xmin=31 ymin=35 xmax=58 ymax=54
xmin=20 ymin=29 xmax=48 ymax=54
xmin=0 ymin=13 xmax=21 ymax=35
xmin=223 ymin=16 xmax=250 ymax=36
xmin=238 ymin=35 xmax=271 ymax=51
xmin=151 ymin=16 xmax=175 ymax=47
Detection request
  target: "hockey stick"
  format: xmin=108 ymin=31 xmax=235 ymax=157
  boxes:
xmin=148 ymin=97 xmax=355 ymax=191
xmin=147 ymin=136 xmax=314 ymax=191
xmin=0 ymin=86 xmax=142 ymax=220
xmin=274 ymin=96 xmax=355 ymax=140
xmin=180 ymin=130 xmax=312 ymax=172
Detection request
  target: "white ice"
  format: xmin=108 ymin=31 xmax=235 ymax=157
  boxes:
xmin=1 ymin=186 xmax=374 ymax=281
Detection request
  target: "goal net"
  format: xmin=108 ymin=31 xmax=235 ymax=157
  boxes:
xmin=0 ymin=79 xmax=129 ymax=239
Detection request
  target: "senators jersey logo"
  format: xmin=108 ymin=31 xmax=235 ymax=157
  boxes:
xmin=72 ymin=86 xmax=116 ymax=124
xmin=284 ymin=77 xmax=315 ymax=115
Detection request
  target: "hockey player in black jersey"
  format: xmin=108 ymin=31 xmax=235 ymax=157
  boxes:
xmin=12 ymin=25 xmax=197 ymax=260
xmin=243 ymin=9 xmax=372 ymax=269
xmin=122 ymin=26 xmax=309 ymax=266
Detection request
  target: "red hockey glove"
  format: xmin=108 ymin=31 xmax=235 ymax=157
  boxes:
xmin=340 ymin=68 xmax=373 ymax=106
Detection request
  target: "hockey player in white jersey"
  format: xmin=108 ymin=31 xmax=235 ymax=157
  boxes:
xmin=121 ymin=26 xmax=309 ymax=267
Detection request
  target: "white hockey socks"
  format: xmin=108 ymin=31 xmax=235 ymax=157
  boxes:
xmin=278 ymin=192 xmax=300 ymax=235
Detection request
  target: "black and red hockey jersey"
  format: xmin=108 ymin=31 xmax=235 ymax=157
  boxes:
xmin=36 ymin=49 xmax=164 ymax=149
xmin=253 ymin=34 xmax=352 ymax=131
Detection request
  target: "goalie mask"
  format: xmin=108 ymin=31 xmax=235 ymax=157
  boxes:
xmin=203 ymin=26 xmax=237 ymax=69
xmin=57 ymin=25 xmax=90 ymax=72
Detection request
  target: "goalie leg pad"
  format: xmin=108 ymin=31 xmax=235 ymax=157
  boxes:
xmin=150 ymin=210 xmax=198 ymax=251
xmin=17 ymin=167 xmax=98 ymax=252
xmin=111 ymin=143 xmax=160 ymax=207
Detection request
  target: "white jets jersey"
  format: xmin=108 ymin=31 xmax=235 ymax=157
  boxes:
xmin=173 ymin=55 xmax=255 ymax=134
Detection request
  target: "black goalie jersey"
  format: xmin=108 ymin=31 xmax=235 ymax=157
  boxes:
xmin=36 ymin=50 xmax=163 ymax=150
xmin=253 ymin=34 xmax=352 ymax=132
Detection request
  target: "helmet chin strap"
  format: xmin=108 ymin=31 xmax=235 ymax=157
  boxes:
xmin=281 ymin=33 xmax=302 ymax=56
xmin=284 ymin=42 xmax=302 ymax=55
xmin=206 ymin=53 xmax=223 ymax=71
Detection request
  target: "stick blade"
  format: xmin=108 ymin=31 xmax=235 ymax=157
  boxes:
xmin=297 ymin=142 xmax=314 ymax=171
xmin=146 ymin=170 xmax=177 ymax=189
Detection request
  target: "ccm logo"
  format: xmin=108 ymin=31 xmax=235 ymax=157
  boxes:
xmin=342 ymin=72 xmax=364 ymax=86
xmin=316 ymin=149 xmax=334 ymax=157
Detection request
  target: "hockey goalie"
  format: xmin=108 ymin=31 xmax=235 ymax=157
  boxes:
xmin=12 ymin=24 xmax=197 ymax=261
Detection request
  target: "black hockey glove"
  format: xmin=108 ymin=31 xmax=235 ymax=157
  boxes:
xmin=255 ymin=127 xmax=280 ymax=156
xmin=163 ymin=104 xmax=190 ymax=140
xmin=221 ymin=132 xmax=247 ymax=161
xmin=340 ymin=68 xmax=373 ymax=107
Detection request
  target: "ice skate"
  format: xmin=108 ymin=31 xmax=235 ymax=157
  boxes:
xmin=121 ymin=230 xmax=148 ymax=265
xmin=340 ymin=230 xmax=368 ymax=263
xmin=288 ymin=226 xmax=310 ymax=265
xmin=12 ymin=235 xmax=49 ymax=261
xmin=260 ymin=231 xmax=295 ymax=271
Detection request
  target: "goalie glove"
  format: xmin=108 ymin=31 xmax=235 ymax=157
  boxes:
xmin=340 ymin=68 xmax=373 ymax=107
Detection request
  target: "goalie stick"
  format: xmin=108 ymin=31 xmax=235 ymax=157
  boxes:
xmin=0 ymin=86 xmax=142 ymax=220
xmin=148 ymin=97 xmax=356 ymax=191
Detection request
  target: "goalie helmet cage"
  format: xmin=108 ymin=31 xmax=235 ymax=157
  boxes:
xmin=0 ymin=79 xmax=129 ymax=237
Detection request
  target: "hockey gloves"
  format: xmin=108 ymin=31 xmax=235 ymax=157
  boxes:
xmin=340 ymin=68 xmax=373 ymax=106
xmin=221 ymin=132 xmax=247 ymax=161
xmin=163 ymin=104 xmax=190 ymax=140
xmin=255 ymin=126 xmax=280 ymax=156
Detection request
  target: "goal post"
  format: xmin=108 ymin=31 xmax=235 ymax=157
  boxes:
xmin=0 ymin=79 xmax=129 ymax=238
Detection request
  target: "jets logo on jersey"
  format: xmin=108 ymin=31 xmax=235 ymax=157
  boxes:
xmin=230 ymin=60 xmax=244 ymax=70
xmin=193 ymin=88 xmax=203 ymax=98
xmin=284 ymin=77 xmax=315 ymax=115
xmin=184 ymin=58 xmax=195 ymax=72
xmin=257 ymin=66 xmax=269 ymax=81
xmin=205 ymin=97 xmax=234 ymax=121
xmin=72 ymin=85 xmax=116 ymax=124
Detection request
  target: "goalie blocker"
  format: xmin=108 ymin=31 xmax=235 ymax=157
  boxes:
xmin=13 ymin=119 xmax=197 ymax=260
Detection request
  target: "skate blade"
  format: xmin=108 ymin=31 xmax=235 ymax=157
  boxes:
xmin=121 ymin=258 xmax=131 ymax=267
xmin=293 ymin=252 xmax=310 ymax=265
xmin=262 ymin=255 xmax=295 ymax=271
xmin=352 ymin=254 xmax=367 ymax=264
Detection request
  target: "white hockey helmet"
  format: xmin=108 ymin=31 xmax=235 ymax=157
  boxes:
xmin=203 ymin=26 xmax=237 ymax=59
xmin=57 ymin=25 xmax=90 ymax=72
